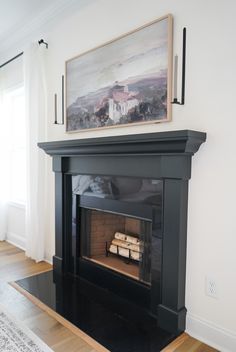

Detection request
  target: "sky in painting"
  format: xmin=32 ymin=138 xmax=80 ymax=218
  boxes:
xmin=67 ymin=17 xmax=169 ymax=106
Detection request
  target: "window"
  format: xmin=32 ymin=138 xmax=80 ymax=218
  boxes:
xmin=3 ymin=86 xmax=26 ymax=204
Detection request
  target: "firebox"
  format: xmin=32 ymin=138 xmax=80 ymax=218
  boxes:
xmin=39 ymin=130 xmax=206 ymax=334
xmin=81 ymin=209 xmax=151 ymax=285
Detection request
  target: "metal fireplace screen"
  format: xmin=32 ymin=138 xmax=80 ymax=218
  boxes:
xmin=81 ymin=209 xmax=152 ymax=285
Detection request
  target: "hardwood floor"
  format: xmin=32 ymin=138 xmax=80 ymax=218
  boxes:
xmin=0 ymin=241 xmax=218 ymax=352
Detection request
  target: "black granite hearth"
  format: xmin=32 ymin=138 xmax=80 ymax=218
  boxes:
xmin=16 ymin=271 xmax=176 ymax=352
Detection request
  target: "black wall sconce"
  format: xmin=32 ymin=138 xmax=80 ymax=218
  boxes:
xmin=54 ymin=75 xmax=65 ymax=125
xmin=172 ymin=27 xmax=186 ymax=105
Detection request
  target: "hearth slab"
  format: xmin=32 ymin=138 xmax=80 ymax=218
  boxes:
xmin=15 ymin=271 xmax=177 ymax=352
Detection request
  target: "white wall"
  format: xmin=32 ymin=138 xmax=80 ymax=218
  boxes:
xmin=3 ymin=0 xmax=236 ymax=350
xmin=6 ymin=203 xmax=26 ymax=250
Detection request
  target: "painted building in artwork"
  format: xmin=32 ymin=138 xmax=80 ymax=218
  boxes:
xmin=109 ymin=85 xmax=139 ymax=122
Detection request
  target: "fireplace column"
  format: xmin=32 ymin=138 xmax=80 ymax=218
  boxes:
xmin=52 ymin=156 xmax=72 ymax=274
xmin=158 ymin=178 xmax=189 ymax=333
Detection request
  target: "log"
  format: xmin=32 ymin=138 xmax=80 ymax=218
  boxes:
xmin=109 ymin=244 xmax=141 ymax=261
xmin=111 ymin=238 xmax=141 ymax=253
xmin=114 ymin=232 xmax=140 ymax=245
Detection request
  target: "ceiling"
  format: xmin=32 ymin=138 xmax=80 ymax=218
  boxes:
xmin=0 ymin=0 xmax=60 ymax=41
xmin=0 ymin=0 xmax=94 ymax=58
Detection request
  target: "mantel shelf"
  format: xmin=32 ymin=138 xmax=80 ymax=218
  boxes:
xmin=38 ymin=130 xmax=206 ymax=157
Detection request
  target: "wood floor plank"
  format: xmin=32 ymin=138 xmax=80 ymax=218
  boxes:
xmin=0 ymin=241 xmax=218 ymax=352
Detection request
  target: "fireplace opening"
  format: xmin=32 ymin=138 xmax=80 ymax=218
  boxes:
xmin=80 ymin=208 xmax=152 ymax=285
xmin=72 ymin=174 xmax=163 ymax=306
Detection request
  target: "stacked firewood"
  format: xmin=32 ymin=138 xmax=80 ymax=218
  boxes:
xmin=109 ymin=232 xmax=142 ymax=261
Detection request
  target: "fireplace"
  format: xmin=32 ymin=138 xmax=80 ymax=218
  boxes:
xmin=39 ymin=130 xmax=206 ymax=335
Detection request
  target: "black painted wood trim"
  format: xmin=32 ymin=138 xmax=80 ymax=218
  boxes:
xmin=55 ymin=171 xmax=64 ymax=262
xmin=157 ymin=179 xmax=189 ymax=333
xmin=79 ymin=195 xmax=153 ymax=221
xmin=38 ymin=130 xmax=206 ymax=156
xmin=66 ymin=154 xmax=192 ymax=180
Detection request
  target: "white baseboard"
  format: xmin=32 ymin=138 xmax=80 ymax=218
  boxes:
xmin=6 ymin=232 xmax=26 ymax=251
xmin=6 ymin=234 xmax=53 ymax=265
xmin=44 ymin=258 xmax=53 ymax=265
xmin=187 ymin=313 xmax=236 ymax=352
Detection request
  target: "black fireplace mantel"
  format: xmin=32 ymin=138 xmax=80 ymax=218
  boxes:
xmin=38 ymin=129 xmax=205 ymax=156
xmin=39 ymin=130 xmax=206 ymax=335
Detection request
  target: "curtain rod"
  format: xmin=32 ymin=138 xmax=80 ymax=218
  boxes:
xmin=0 ymin=39 xmax=48 ymax=69
xmin=0 ymin=52 xmax=24 ymax=69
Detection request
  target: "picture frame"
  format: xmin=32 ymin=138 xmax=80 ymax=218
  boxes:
xmin=66 ymin=14 xmax=173 ymax=133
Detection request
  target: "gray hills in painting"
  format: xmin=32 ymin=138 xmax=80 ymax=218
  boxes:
xmin=67 ymin=70 xmax=167 ymax=131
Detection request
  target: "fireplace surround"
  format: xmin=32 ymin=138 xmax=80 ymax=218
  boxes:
xmin=38 ymin=130 xmax=206 ymax=336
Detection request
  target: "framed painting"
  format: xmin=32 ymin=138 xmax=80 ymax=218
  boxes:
xmin=66 ymin=14 xmax=173 ymax=132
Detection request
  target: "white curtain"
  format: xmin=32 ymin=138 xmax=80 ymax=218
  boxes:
xmin=0 ymin=57 xmax=24 ymax=241
xmin=0 ymin=84 xmax=8 ymax=241
xmin=24 ymin=44 xmax=48 ymax=262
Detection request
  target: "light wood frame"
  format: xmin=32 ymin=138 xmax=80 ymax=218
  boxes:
xmin=65 ymin=14 xmax=173 ymax=133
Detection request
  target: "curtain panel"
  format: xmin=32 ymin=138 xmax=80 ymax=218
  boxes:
xmin=24 ymin=44 xmax=48 ymax=262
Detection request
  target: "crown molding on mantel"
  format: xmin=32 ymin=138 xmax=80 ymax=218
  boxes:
xmin=0 ymin=0 xmax=95 ymax=60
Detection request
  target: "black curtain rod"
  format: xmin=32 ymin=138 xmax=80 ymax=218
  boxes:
xmin=0 ymin=52 xmax=24 ymax=69
xmin=0 ymin=39 xmax=48 ymax=69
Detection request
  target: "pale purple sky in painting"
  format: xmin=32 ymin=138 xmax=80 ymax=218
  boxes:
xmin=67 ymin=17 xmax=169 ymax=106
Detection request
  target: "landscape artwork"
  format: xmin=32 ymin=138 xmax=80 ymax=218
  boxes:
xmin=66 ymin=15 xmax=172 ymax=132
